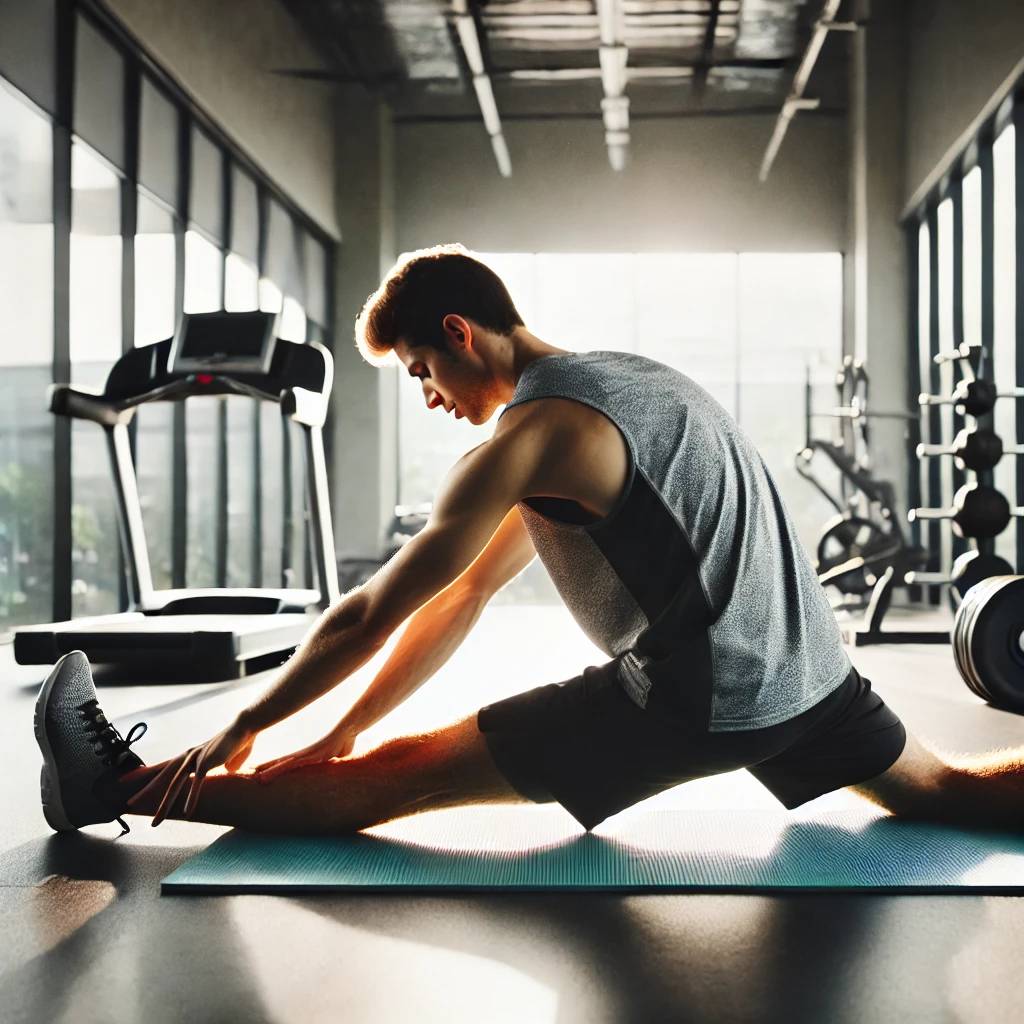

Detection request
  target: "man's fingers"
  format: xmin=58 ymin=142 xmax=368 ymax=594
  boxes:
xmin=152 ymin=748 xmax=199 ymax=825
xmin=183 ymin=763 xmax=209 ymax=816
xmin=257 ymin=752 xmax=324 ymax=783
xmin=128 ymin=753 xmax=188 ymax=807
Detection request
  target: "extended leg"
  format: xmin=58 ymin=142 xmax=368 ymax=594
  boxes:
xmin=851 ymin=730 xmax=1024 ymax=830
xmin=119 ymin=716 xmax=527 ymax=834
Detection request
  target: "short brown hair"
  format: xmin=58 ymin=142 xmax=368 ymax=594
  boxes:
xmin=355 ymin=243 xmax=525 ymax=365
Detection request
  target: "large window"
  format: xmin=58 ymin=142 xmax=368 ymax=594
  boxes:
xmin=993 ymin=125 xmax=1016 ymax=568
xmin=0 ymin=83 xmax=54 ymax=633
xmin=69 ymin=141 xmax=122 ymax=617
xmin=0 ymin=0 xmax=335 ymax=628
xmin=397 ymin=251 xmax=844 ymax=554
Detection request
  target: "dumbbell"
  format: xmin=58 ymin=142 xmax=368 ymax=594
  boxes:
xmin=916 ymin=427 xmax=1020 ymax=471
xmin=909 ymin=482 xmax=1024 ymax=539
xmin=904 ymin=550 xmax=1014 ymax=601
xmin=920 ymin=379 xmax=1024 ymax=418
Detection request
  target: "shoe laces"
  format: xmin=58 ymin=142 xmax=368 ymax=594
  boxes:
xmin=77 ymin=699 xmax=148 ymax=768
xmin=76 ymin=700 xmax=147 ymax=837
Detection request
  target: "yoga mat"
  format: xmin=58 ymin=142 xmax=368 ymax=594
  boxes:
xmin=161 ymin=806 xmax=1024 ymax=895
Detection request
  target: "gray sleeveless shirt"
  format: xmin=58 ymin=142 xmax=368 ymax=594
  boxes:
xmin=504 ymin=351 xmax=850 ymax=732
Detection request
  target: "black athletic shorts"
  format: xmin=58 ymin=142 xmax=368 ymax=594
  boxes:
xmin=477 ymin=660 xmax=906 ymax=831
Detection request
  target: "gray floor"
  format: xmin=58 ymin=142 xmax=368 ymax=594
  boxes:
xmin=4 ymin=604 xmax=1024 ymax=1024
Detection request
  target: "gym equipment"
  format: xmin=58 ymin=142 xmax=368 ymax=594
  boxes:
xmin=909 ymin=483 xmax=1024 ymax=540
xmin=161 ymin=806 xmax=1024 ymax=893
xmin=907 ymin=550 xmax=1016 ymax=604
xmin=14 ymin=311 xmax=341 ymax=679
xmin=920 ymin=378 xmax=1024 ymax=418
xmin=952 ymin=575 xmax=1024 ymax=711
xmin=917 ymin=427 xmax=1014 ymax=472
xmin=799 ymin=360 xmax=924 ymax=597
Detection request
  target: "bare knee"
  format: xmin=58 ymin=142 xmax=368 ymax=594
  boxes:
xmin=850 ymin=732 xmax=954 ymax=820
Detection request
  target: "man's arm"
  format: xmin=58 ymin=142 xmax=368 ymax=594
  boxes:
xmin=237 ymin=433 xmax=536 ymax=734
xmin=133 ymin=418 xmax=542 ymax=820
xmin=253 ymin=507 xmax=535 ymax=779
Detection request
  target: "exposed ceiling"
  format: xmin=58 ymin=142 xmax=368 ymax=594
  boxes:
xmin=280 ymin=0 xmax=849 ymax=173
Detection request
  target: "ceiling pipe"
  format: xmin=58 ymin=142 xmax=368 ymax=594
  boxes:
xmin=595 ymin=0 xmax=629 ymax=171
xmin=452 ymin=0 xmax=512 ymax=177
xmin=758 ymin=0 xmax=856 ymax=182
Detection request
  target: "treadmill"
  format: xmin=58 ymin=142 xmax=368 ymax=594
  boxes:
xmin=14 ymin=310 xmax=341 ymax=679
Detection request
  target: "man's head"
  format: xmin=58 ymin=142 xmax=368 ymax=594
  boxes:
xmin=355 ymin=244 xmax=525 ymax=425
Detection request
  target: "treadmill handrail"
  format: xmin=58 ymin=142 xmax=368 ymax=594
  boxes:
xmin=48 ymin=376 xmax=280 ymax=422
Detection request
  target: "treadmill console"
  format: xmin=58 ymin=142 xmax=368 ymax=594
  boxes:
xmin=168 ymin=311 xmax=279 ymax=375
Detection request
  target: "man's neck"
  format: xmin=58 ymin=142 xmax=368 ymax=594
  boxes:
xmin=504 ymin=327 xmax=567 ymax=397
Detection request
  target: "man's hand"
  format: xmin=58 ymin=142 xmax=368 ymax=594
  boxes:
xmin=253 ymin=726 xmax=357 ymax=784
xmin=127 ymin=719 xmax=256 ymax=825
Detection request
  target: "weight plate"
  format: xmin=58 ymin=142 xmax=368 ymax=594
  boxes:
xmin=962 ymin=576 xmax=1009 ymax=702
xmin=965 ymin=576 xmax=1024 ymax=710
xmin=817 ymin=516 xmax=895 ymax=595
xmin=953 ymin=576 xmax=1007 ymax=702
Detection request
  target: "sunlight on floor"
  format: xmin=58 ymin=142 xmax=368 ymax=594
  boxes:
xmin=230 ymin=897 xmax=561 ymax=1024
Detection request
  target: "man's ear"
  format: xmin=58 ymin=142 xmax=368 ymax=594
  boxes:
xmin=442 ymin=314 xmax=473 ymax=352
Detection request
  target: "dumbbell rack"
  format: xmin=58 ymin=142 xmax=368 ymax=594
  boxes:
xmin=910 ymin=343 xmax=1024 ymax=601
xmin=840 ymin=344 xmax=1022 ymax=645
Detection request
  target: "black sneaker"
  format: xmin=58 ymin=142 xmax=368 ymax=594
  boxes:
xmin=34 ymin=651 xmax=148 ymax=836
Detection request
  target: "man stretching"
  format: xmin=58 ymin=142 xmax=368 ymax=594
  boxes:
xmin=34 ymin=245 xmax=1024 ymax=837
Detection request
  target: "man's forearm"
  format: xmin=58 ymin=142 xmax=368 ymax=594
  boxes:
xmin=336 ymin=580 xmax=487 ymax=736
xmin=234 ymin=592 xmax=387 ymax=734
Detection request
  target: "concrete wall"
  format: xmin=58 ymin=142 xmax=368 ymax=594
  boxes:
xmin=904 ymin=0 xmax=1024 ymax=211
xmin=395 ymin=113 xmax=848 ymax=254
xmin=331 ymin=89 xmax=398 ymax=560
xmin=847 ymin=1 xmax=911 ymax=521
xmin=103 ymin=0 xmax=339 ymax=236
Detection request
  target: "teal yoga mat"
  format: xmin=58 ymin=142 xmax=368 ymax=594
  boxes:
xmin=161 ymin=806 xmax=1024 ymax=894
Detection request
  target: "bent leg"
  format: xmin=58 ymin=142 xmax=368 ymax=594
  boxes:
xmin=850 ymin=730 xmax=1024 ymax=831
xmin=119 ymin=715 xmax=527 ymax=834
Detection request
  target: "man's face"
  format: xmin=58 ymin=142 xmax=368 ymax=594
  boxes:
xmin=393 ymin=323 xmax=504 ymax=426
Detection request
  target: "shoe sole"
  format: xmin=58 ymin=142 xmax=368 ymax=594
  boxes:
xmin=33 ymin=653 xmax=81 ymax=832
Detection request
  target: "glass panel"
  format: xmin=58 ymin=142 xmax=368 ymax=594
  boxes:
xmin=259 ymin=276 xmax=283 ymax=314
xmin=134 ymin=404 xmax=173 ymax=590
xmin=225 ymin=253 xmax=259 ymax=312
xmin=135 ymin=194 xmax=176 ymax=346
xmin=737 ymin=253 xmax=843 ymax=553
xmin=634 ymin=253 xmax=738 ymax=417
xmin=918 ymin=220 xmax=933 ymax=561
xmin=0 ymin=0 xmax=57 ymax=115
xmin=190 ymin=126 xmax=224 ymax=243
xmin=70 ymin=141 xmax=122 ymax=617
xmin=962 ymin=165 xmax=982 ymax=353
xmin=230 ymin=166 xmax=259 ymax=265
xmin=280 ymin=296 xmax=306 ymax=343
xmin=0 ymin=85 xmax=54 ymax=630
xmin=139 ymin=78 xmax=179 ymax=210
xmin=73 ymin=15 xmax=125 ymax=171
xmin=226 ymin=397 xmax=255 ymax=587
xmin=260 ymin=403 xmax=283 ymax=586
xmin=265 ymin=199 xmax=299 ymax=298
xmin=134 ymin=194 xmax=176 ymax=591
xmin=993 ymin=126 xmax=1016 ymax=568
xmin=185 ymin=398 xmax=218 ymax=588
xmin=534 ymin=253 xmax=636 ymax=355
xmin=184 ymin=228 xmax=223 ymax=313
xmin=936 ymin=198 xmax=955 ymax=570
xmin=304 ymin=234 xmax=328 ymax=326
xmin=286 ymin=419 xmax=306 ymax=588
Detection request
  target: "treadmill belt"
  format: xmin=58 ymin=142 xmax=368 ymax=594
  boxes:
xmin=161 ymin=806 xmax=1024 ymax=894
